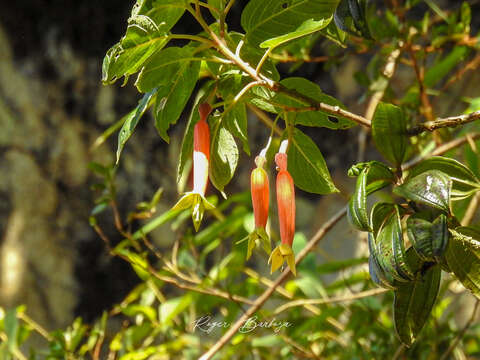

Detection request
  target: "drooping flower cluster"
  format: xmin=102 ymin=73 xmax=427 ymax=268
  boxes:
xmin=247 ymin=140 xmax=297 ymax=276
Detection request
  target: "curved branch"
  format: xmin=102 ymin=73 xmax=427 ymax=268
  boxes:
xmin=199 ymin=207 xmax=347 ymax=360
xmin=407 ymin=111 xmax=480 ymax=135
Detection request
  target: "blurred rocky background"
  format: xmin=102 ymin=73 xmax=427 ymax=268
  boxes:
xmin=1 ymin=0 xmax=479 ymax=336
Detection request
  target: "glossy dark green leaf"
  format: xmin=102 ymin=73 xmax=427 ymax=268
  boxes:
xmin=371 ymin=102 xmax=408 ymax=166
xmin=102 ymin=2 xmax=185 ymax=84
xmin=431 ymin=214 xmax=448 ymax=261
xmin=154 ymin=58 xmax=200 ymax=142
xmin=394 ymin=249 xmax=441 ymax=346
xmin=210 ymin=123 xmax=239 ymax=193
xmin=348 ymin=161 xmax=395 ymax=194
xmin=334 ymin=0 xmax=372 ymax=39
xmin=241 ymin=0 xmax=339 ymax=46
xmin=406 ymin=156 xmax=480 ymax=200
xmin=287 ymin=128 xmax=339 ymax=194
xmin=376 ymin=205 xmax=414 ymax=281
xmin=370 ymin=202 xmax=395 ymax=237
xmin=347 ymin=168 xmax=371 ymax=231
xmin=275 ymin=77 xmax=354 ymax=129
xmin=445 ymin=227 xmax=480 ymax=298
xmin=368 ymin=233 xmax=396 ymax=289
xmin=116 ymin=90 xmax=156 ymax=164
xmin=407 ymin=214 xmax=434 ymax=261
xmin=394 ymin=170 xmax=452 ymax=213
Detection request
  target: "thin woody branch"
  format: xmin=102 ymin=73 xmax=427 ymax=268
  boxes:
xmin=407 ymin=111 xmax=480 ymax=135
xmin=199 ymin=207 xmax=347 ymax=360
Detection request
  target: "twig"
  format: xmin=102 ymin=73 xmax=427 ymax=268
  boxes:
xmin=247 ymin=105 xmax=283 ymax=136
xmin=273 ymin=288 xmax=388 ymax=315
xmin=462 ymin=192 xmax=480 ymax=226
xmin=408 ymin=111 xmax=480 ymax=135
xmin=199 ymin=207 xmax=347 ymax=360
xmin=439 ymin=300 xmax=480 ymax=360
xmin=358 ymin=47 xmax=401 ymax=162
xmin=402 ymin=132 xmax=480 ymax=170
xmin=17 ymin=312 xmax=53 ymax=342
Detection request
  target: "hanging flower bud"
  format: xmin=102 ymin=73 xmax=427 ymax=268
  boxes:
xmin=193 ymin=103 xmax=211 ymax=196
xmin=269 ymin=144 xmax=296 ymax=276
xmin=172 ymin=102 xmax=215 ymax=232
xmin=251 ymin=156 xmax=269 ymax=230
xmin=246 ymin=155 xmax=271 ymax=260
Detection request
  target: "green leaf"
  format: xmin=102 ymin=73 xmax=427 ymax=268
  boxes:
xmin=370 ymin=202 xmax=395 ymax=237
xmin=276 ymin=77 xmax=354 ymax=129
xmin=287 ymin=128 xmax=338 ymax=194
xmin=406 ymin=156 xmax=480 ymax=200
xmin=208 ymin=0 xmax=226 ymax=18
xmin=116 ymin=90 xmax=156 ymax=164
xmin=445 ymin=227 xmax=480 ymax=298
xmin=394 ymin=250 xmax=441 ymax=346
xmin=154 ymin=58 xmax=200 ymax=142
xmin=210 ymin=123 xmax=239 ymax=194
xmin=224 ymin=103 xmax=250 ymax=155
xmin=159 ymin=295 xmax=192 ymax=327
xmin=334 ymin=0 xmax=372 ymax=39
xmin=376 ymin=205 xmax=414 ymax=282
xmin=348 ymin=161 xmax=395 ymax=194
xmin=347 ymin=168 xmax=371 ymax=231
xmin=424 ymin=46 xmax=469 ymax=87
xmin=407 ymin=213 xmax=434 ymax=261
xmin=4 ymin=309 xmax=19 ymax=353
xmin=241 ymin=0 xmax=339 ymax=46
xmin=394 ymin=170 xmax=452 ymax=213
xmin=135 ymin=47 xmax=195 ymax=93
xmin=368 ymin=233 xmax=396 ymax=289
xmin=431 ymin=214 xmax=448 ymax=261
xmin=372 ymin=102 xmax=408 ymax=165
xmin=260 ymin=18 xmax=331 ymax=49
xmin=102 ymin=2 xmax=185 ymax=84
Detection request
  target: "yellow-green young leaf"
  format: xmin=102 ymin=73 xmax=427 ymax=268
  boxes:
xmin=260 ymin=17 xmax=331 ymax=49
xmin=445 ymin=227 xmax=480 ymax=298
xmin=394 ymin=170 xmax=451 ymax=213
xmin=394 ymin=250 xmax=441 ymax=346
xmin=116 ymin=90 xmax=156 ymax=164
xmin=154 ymin=59 xmax=200 ymax=142
xmin=347 ymin=168 xmax=371 ymax=231
xmin=275 ymin=77 xmax=355 ymax=129
xmin=287 ymin=128 xmax=338 ymax=194
xmin=159 ymin=295 xmax=192 ymax=327
xmin=241 ymin=0 xmax=339 ymax=46
xmin=371 ymin=102 xmax=408 ymax=166
xmin=102 ymin=2 xmax=185 ymax=84
xmin=210 ymin=124 xmax=239 ymax=194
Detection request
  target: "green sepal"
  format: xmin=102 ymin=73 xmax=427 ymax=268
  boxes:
xmin=171 ymin=192 xmax=215 ymax=231
xmin=246 ymin=228 xmax=271 ymax=260
xmin=268 ymin=244 xmax=296 ymax=276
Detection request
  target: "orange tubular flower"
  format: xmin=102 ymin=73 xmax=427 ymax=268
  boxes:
xmin=172 ymin=103 xmax=215 ymax=232
xmin=193 ymin=103 xmax=211 ymax=196
xmin=246 ymin=155 xmax=271 ymax=259
xmin=269 ymin=152 xmax=296 ymax=276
